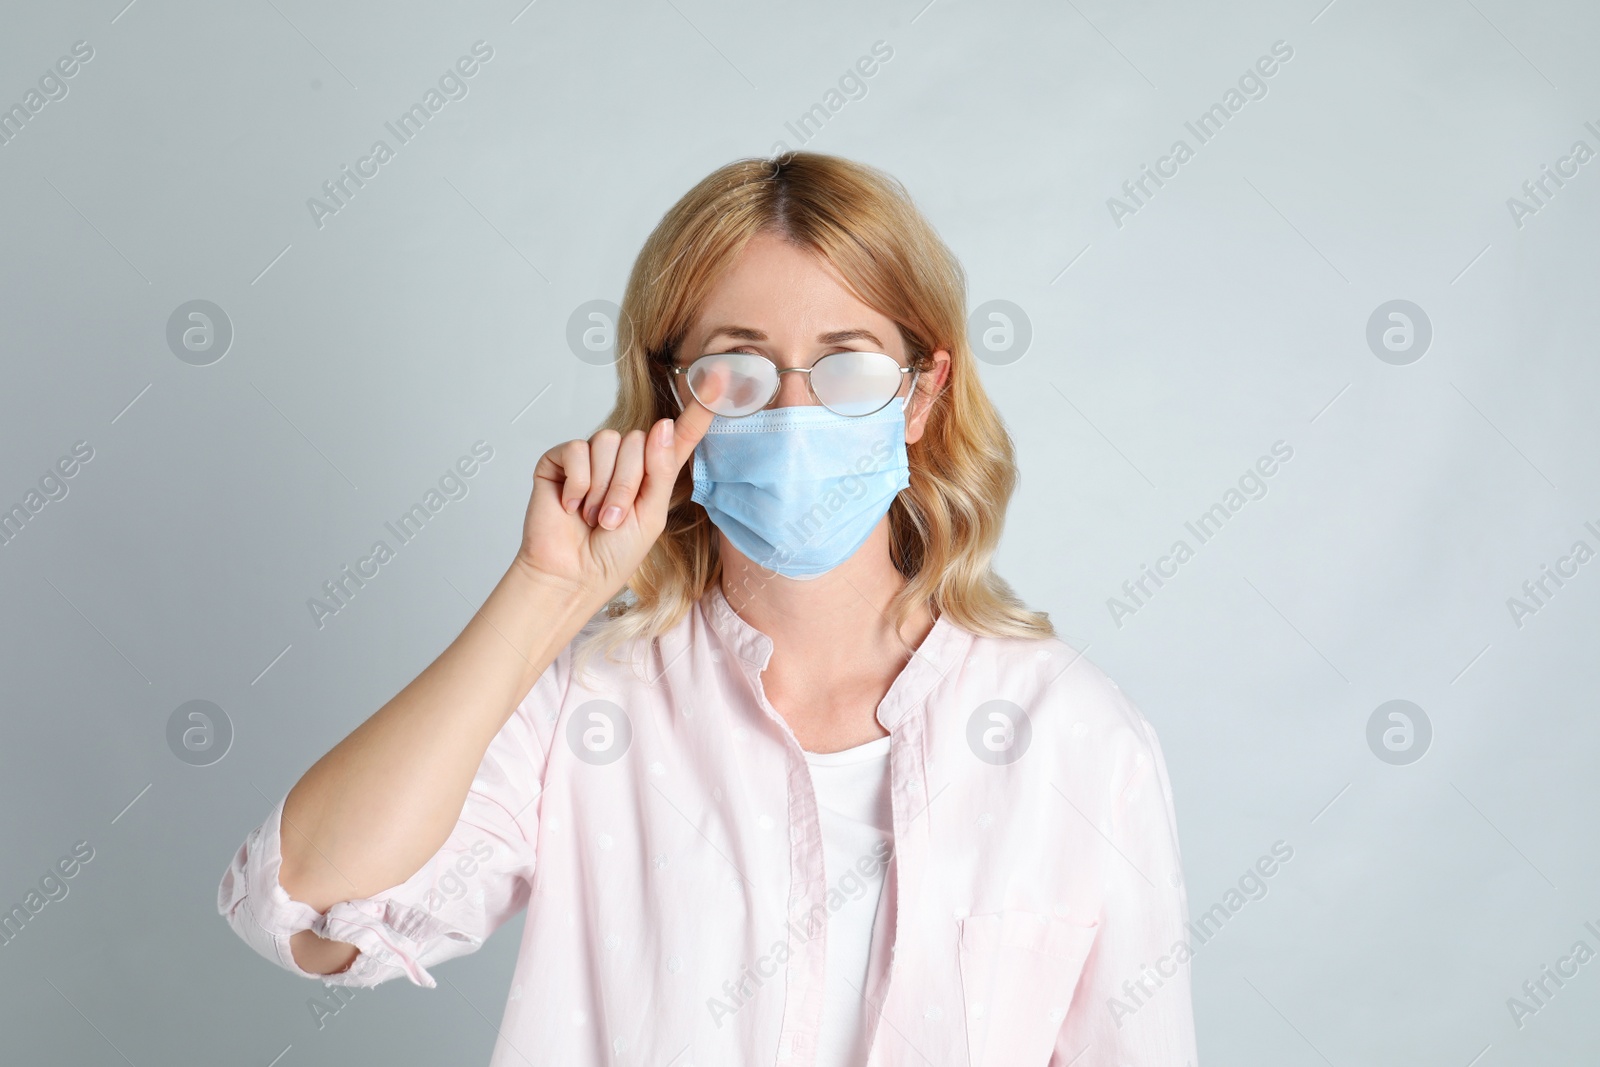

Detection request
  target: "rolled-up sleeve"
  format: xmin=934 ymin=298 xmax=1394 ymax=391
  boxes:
xmin=1055 ymin=696 xmax=1199 ymax=1065
xmin=216 ymin=646 xmax=568 ymax=989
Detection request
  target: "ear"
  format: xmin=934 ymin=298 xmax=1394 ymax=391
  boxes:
xmin=904 ymin=348 xmax=951 ymax=445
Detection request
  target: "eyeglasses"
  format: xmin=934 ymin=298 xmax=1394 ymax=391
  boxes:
xmin=668 ymin=350 xmax=918 ymax=418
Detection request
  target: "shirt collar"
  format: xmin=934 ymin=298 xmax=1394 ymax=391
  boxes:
xmin=701 ymin=580 xmax=972 ymax=729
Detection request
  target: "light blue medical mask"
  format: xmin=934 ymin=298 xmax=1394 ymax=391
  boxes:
xmin=691 ymin=396 xmax=911 ymax=579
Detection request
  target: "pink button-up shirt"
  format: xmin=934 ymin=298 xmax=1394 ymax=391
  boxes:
xmin=218 ymin=583 xmax=1198 ymax=1066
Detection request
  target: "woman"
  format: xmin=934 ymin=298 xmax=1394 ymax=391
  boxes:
xmin=218 ymin=152 xmax=1198 ymax=1066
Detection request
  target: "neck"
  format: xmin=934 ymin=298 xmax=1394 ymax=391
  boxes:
xmin=716 ymin=520 xmax=933 ymax=663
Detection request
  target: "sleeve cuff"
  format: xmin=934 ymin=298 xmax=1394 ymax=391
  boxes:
xmin=216 ymin=792 xmax=442 ymax=989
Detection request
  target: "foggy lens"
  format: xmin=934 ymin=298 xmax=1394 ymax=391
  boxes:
xmin=810 ymin=351 xmax=903 ymax=416
xmin=688 ymin=353 xmax=776 ymax=416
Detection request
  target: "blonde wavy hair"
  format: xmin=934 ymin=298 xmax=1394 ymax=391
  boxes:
xmin=574 ymin=150 xmax=1052 ymax=676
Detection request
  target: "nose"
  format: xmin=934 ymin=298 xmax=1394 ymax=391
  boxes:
xmin=770 ymin=365 xmax=820 ymax=408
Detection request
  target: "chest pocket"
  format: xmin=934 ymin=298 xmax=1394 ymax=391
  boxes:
xmin=956 ymin=909 xmax=1099 ymax=1067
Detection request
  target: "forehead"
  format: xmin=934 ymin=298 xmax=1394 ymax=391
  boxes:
xmin=685 ymin=232 xmax=900 ymax=353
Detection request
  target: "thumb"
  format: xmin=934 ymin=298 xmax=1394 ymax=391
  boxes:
xmin=639 ymin=374 xmax=720 ymax=519
xmin=637 ymin=416 xmax=687 ymax=520
xmin=670 ymin=389 xmax=716 ymax=471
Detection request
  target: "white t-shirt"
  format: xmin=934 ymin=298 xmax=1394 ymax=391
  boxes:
xmin=803 ymin=733 xmax=894 ymax=1066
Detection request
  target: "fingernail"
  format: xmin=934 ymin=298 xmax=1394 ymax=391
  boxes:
xmin=655 ymin=419 xmax=673 ymax=446
xmin=565 ymin=497 xmax=580 ymax=513
xmin=600 ymin=506 xmax=623 ymax=528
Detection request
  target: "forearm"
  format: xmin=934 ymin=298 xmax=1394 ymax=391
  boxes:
xmin=278 ymin=559 xmax=600 ymax=913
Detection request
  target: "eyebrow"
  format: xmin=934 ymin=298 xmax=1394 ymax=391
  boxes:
xmin=701 ymin=325 xmax=886 ymax=350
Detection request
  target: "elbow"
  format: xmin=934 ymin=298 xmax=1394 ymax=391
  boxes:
xmin=289 ymin=927 xmax=360 ymax=976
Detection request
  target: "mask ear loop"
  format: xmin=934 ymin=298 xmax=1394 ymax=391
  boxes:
xmin=901 ymin=368 xmax=921 ymax=418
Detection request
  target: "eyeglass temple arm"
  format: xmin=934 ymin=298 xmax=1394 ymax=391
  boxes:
xmin=667 ymin=365 xmax=687 ymax=413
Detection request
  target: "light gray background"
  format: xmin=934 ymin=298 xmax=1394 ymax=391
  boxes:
xmin=2 ymin=0 xmax=1596 ymax=1064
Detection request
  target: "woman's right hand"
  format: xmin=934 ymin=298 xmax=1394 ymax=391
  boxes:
xmin=271 ymin=389 xmax=720 ymax=939
xmin=516 ymin=398 xmax=716 ymax=601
